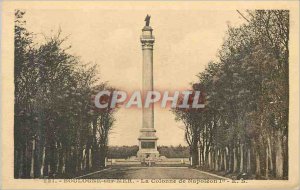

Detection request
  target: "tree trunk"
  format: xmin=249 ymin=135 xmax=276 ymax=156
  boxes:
xmin=228 ymin=147 xmax=232 ymax=173
xmin=99 ymin=145 xmax=107 ymax=168
xmin=205 ymin=147 xmax=210 ymax=169
xmin=266 ymin=147 xmax=269 ymax=178
xmin=233 ymin=147 xmax=238 ymax=172
xmin=240 ymin=144 xmax=244 ymax=173
xmin=267 ymin=135 xmax=273 ymax=175
xmin=275 ymin=130 xmax=283 ymax=178
xmin=49 ymin=139 xmax=57 ymax=177
xmin=210 ymin=150 xmax=213 ymax=169
xmin=92 ymin=117 xmax=98 ymax=168
xmin=86 ymin=148 xmax=90 ymax=172
xmin=215 ymin=149 xmax=218 ymax=171
xmin=20 ymin=149 xmax=24 ymax=178
xmin=64 ymin=147 xmax=71 ymax=176
xmin=283 ymin=135 xmax=288 ymax=178
xmin=255 ymin=149 xmax=261 ymax=177
xmin=201 ymin=146 xmax=205 ymax=167
xmin=22 ymin=139 xmax=31 ymax=178
xmin=224 ymin=149 xmax=227 ymax=171
xmin=43 ymin=145 xmax=49 ymax=177
xmin=33 ymin=137 xmax=41 ymax=178
xmin=220 ymin=150 xmax=224 ymax=171
xmin=247 ymin=148 xmax=251 ymax=173
xmin=30 ymin=139 xmax=35 ymax=178
xmin=191 ymin=140 xmax=199 ymax=167
xmin=14 ymin=149 xmax=21 ymax=178
xmin=57 ymin=143 xmax=64 ymax=175
xmin=208 ymin=150 xmax=212 ymax=169
xmin=40 ymin=147 xmax=45 ymax=177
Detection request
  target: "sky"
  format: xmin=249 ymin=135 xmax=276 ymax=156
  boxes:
xmin=24 ymin=8 xmax=245 ymax=146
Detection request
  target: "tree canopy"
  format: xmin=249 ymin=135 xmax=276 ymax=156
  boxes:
xmin=173 ymin=10 xmax=289 ymax=179
xmin=14 ymin=10 xmax=117 ymax=178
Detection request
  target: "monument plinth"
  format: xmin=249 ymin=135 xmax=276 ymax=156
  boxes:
xmin=137 ymin=15 xmax=159 ymax=159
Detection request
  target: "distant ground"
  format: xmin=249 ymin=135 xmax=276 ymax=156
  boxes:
xmin=79 ymin=167 xmax=228 ymax=179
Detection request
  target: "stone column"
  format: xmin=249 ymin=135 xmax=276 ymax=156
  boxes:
xmin=137 ymin=25 xmax=159 ymax=160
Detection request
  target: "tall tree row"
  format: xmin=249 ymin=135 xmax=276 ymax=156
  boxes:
xmin=14 ymin=10 xmax=116 ymax=178
xmin=173 ymin=10 xmax=289 ymax=179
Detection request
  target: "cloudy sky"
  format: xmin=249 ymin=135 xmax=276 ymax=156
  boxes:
xmin=24 ymin=7 xmax=244 ymax=146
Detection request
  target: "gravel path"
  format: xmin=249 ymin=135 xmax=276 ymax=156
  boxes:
xmin=80 ymin=167 xmax=227 ymax=179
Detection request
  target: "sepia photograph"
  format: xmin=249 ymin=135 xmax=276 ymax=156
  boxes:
xmin=0 ymin=1 xmax=299 ymax=189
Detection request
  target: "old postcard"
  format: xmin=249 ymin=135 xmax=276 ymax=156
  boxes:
xmin=0 ymin=0 xmax=299 ymax=189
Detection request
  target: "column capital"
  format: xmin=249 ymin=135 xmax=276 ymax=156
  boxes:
xmin=140 ymin=37 xmax=155 ymax=50
xmin=141 ymin=25 xmax=155 ymax=50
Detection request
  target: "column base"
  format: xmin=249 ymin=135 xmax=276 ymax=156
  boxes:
xmin=137 ymin=135 xmax=159 ymax=160
xmin=137 ymin=149 xmax=160 ymax=160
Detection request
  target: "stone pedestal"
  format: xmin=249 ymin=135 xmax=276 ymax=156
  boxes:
xmin=137 ymin=128 xmax=159 ymax=159
xmin=137 ymin=25 xmax=159 ymax=160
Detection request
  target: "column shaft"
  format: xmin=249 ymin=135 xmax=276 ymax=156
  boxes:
xmin=142 ymin=48 xmax=154 ymax=129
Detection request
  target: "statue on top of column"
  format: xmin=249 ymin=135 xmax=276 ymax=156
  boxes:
xmin=145 ymin=14 xmax=151 ymax=26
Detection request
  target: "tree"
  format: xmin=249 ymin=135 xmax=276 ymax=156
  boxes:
xmin=172 ymin=10 xmax=289 ymax=179
xmin=14 ymin=10 xmax=117 ymax=178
